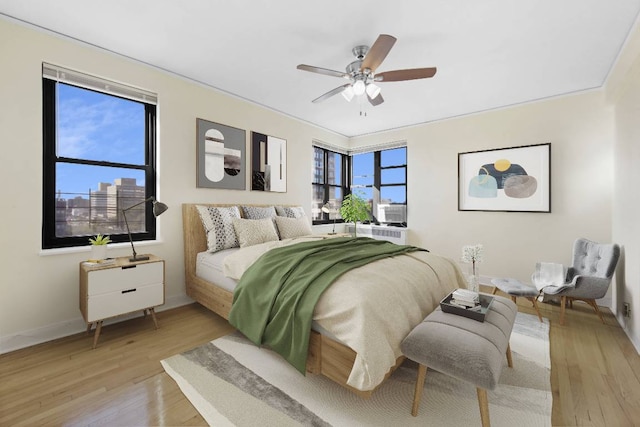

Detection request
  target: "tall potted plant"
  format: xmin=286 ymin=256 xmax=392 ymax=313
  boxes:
xmin=340 ymin=193 xmax=370 ymax=237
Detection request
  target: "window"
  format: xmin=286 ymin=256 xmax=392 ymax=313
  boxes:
xmin=312 ymin=146 xmax=349 ymax=223
xmin=351 ymin=146 xmax=407 ymax=225
xmin=42 ymin=64 xmax=158 ymax=249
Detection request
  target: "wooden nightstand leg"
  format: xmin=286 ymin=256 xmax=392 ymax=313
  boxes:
xmin=149 ymin=308 xmax=159 ymax=329
xmin=92 ymin=321 xmax=103 ymax=349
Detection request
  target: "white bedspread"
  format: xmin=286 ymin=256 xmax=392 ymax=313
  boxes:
xmin=224 ymin=237 xmax=466 ymax=391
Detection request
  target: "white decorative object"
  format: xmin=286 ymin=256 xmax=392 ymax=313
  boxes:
xmin=462 ymin=244 xmax=484 ymax=293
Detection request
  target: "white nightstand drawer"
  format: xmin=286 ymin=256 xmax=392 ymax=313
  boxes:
xmin=87 ymin=283 xmax=164 ymax=322
xmin=87 ymin=262 xmax=163 ymax=295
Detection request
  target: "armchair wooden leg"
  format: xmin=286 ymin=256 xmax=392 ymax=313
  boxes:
xmin=506 ymin=343 xmax=513 ymax=368
xmin=411 ymin=364 xmax=427 ymax=416
xmin=477 ymin=388 xmax=491 ymax=427
xmin=586 ymin=299 xmax=605 ymax=323
xmin=492 ymin=287 xmax=498 ymax=295
xmin=560 ymin=296 xmax=567 ymax=326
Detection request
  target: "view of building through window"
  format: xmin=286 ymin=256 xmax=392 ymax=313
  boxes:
xmin=352 ymin=146 xmax=407 ymax=224
xmin=312 ymin=145 xmax=407 ymax=225
xmin=43 ymin=78 xmax=156 ymax=248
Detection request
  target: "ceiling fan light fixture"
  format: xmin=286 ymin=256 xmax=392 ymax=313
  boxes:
xmin=342 ymin=85 xmax=355 ymax=102
xmin=352 ymin=79 xmax=366 ymax=96
xmin=365 ymin=83 xmax=381 ymax=99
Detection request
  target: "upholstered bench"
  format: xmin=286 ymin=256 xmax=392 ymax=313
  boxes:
xmin=491 ymin=277 xmax=542 ymax=322
xmin=401 ymin=294 xmax=517 ymax=427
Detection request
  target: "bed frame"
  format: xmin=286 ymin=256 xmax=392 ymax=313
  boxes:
xmin=182 ymin=203 xmax=403 ymax=398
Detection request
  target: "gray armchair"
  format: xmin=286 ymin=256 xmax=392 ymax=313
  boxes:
xmin=541 ymin=238 xmax=620 ymax=325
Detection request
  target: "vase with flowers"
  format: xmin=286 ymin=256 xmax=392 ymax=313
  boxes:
xmin=461 ymin=244 xmax=483 ymax=293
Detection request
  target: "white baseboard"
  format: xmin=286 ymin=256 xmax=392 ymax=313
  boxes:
xmin=0 ymin=294 xmax=194 ymax=355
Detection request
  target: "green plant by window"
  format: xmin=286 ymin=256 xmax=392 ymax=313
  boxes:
xmin=340 ymin=193 xmax=370 ymax=236
xmin=88 ymin=234 xmax=111 ymax=245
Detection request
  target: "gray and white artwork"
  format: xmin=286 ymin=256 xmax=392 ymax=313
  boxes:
xmin=197 ymin=119 xmax=246 ymax=190
xmin=251 ymin=131 xmax=287 ymax=192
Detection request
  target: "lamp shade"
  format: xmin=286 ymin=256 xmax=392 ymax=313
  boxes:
xmin=366 ymin=83 xmax=381 ymax=99
xmin=321 ymin=202 xmax=331 ymax=214
xmin=152 ymin=200 xmax=169 ymax=217
xmin=341 ymin=85 xmax=355 ymax=102
xmin=352 ymin=80 xmax=366 ymax=96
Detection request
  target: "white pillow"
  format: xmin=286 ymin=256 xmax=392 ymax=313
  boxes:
xmin=196 ymin=205 xmax=240 ymax=252
xmin=275 ymin=206 xmax=305 ymax=218
xmin=242 ymin=205 xmax=276 ymax=220
xmin=232 ymin=218 xmax=279 ymax=247
xmin=275 ymin=216 xmax=313 ymax=239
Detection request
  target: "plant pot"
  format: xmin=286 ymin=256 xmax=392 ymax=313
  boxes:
xmin=91 ymin=245 xmax=108 ymax=260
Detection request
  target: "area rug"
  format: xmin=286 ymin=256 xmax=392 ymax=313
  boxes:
xmin=162 ymin=312 xmax=551 ymax=426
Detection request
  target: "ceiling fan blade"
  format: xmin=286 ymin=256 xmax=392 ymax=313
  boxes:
xmin=375 ymin=67 xmax=437 ymax=82
xmin=368 ymin=92 xmax=384 ymax=106
xmin=361 ymin=34 xmax=397 ymax=73
xmin=312 ymin=84 xmax=351 ymax=103
xmin=297 ymin=64 xmax=349 ymax=79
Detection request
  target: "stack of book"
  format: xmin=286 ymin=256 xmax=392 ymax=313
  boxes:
xmin=449 ymin=288 xmax=480 ymax=310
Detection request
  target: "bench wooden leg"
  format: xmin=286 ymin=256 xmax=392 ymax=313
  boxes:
xmin=411 ymin=364 xmax=427 ymax=416
xmin=477 ymin=388 xmax=491 ymax=427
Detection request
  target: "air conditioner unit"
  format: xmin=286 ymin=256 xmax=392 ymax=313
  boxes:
xmin=347 ymin=224 xmax=407 ymax=245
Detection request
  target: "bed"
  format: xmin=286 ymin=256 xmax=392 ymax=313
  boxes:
xmin=182 ymin=203 xmax=466 ymax=397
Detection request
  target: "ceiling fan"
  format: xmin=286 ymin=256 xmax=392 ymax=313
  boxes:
xmin=297 ymin=34 xmax=437 ymax=107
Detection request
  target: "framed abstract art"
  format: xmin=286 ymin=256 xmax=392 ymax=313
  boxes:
xmin=250 ymin=131 xmax=287 ymax=192
xmin=196 ymin=118 xmax=246 ymax=190
xmin=458 ymin=143 xmax=551 ymax=212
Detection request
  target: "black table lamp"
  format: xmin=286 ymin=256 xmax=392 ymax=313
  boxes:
xmin=122 ymin=196 xmax=168 ymax=262
xmin=321 ymin=202 xmax=337 ymax=235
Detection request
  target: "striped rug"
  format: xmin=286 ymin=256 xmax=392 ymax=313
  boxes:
xmin=162 ymin=312 xmax=551 ymax=426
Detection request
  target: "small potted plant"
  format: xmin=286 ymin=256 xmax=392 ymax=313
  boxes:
xmin=89 ymin=234 xmax=111 ymax=260
xmin=340 ymin=193 xmax=370 ymax=237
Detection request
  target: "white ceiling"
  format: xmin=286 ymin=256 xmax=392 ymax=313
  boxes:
xmin=2 ymin=1 xmax=640 ymax=137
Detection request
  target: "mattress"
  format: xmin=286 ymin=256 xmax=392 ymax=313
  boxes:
xmin=196 ymin=248 xmax=240 ymax=293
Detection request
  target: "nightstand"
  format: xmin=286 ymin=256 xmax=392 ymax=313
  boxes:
xmin=79 ymin=255 xmax=165 ymax=348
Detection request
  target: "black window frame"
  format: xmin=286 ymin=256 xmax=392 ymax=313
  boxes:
xmin=351 ymin=146 xmax=408 ymax=225
xmin=42 ymin=78 xmax=158 ymax=249
xmin=312 ymin=146 xmax=350 ymax=225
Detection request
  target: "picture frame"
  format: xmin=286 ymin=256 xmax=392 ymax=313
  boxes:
xmin=250 ymin=131 xmax=287 ymax=192
xmin=458 ymin=143 xmax=551 ymax=212
xmin=196 ymin=118 xmax=246 ymax=190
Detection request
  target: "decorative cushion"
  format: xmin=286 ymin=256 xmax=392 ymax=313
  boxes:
xmin=232 ymin=218 xmax=279 ymax=248
xmin=275 ymin=215 xmax=313 ymax=239
xmin=242 ymin=206 xmax=277 ymax=220
xmin=275 ymin=206 xmax=305 ymax=218
xmin=196 ymin=205 xmax=240 ymax=252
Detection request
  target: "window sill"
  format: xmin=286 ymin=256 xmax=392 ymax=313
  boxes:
xmin=38 ymin=239 xmax=164 ymax=257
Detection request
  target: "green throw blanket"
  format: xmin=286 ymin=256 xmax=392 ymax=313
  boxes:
xmin=228 ymin=237 xmax=426 ymax=374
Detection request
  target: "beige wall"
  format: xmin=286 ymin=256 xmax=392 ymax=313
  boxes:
xmin=0 ymin=18 xmax=347 ymax=350
xmin=350 ymin=91 xmax=614 ymax=289
xmin=607 ymin=17 xmax=640 ymax=352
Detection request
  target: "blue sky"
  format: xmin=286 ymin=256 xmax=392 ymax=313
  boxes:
xmin=56 ymin=83 xmax=145 ymax=197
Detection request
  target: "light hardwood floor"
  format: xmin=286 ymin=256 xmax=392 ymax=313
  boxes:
xmin=1 ymin=290 xmax=639 ymax=426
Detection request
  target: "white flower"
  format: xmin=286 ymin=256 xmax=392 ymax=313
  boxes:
xmin=462 ymin=244 xmax=484 ymax=264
